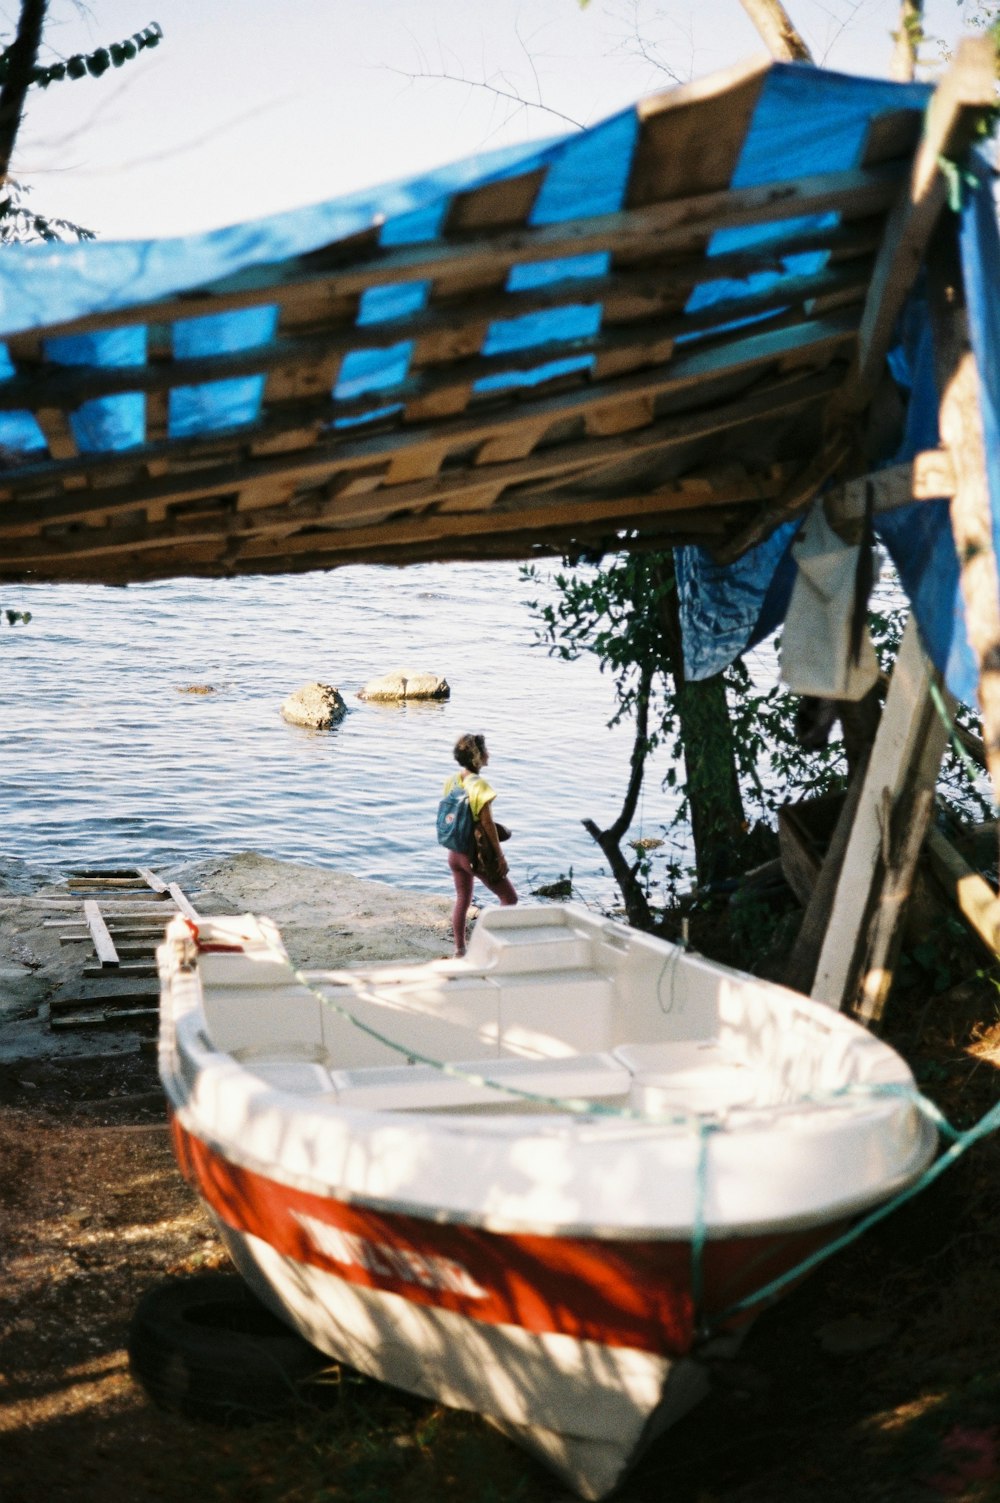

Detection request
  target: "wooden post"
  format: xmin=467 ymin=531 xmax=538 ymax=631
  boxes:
xmin=928 ymin=225 xmax=1000 ymax=817
xmin=810 ymin=616 xmax=948 ymax=1010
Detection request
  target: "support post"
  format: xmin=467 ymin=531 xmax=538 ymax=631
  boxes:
xmin=928 ymin=225 xmax=1000 ymax=815
xmin=810 ymin=616 xmax=947 ymax=1010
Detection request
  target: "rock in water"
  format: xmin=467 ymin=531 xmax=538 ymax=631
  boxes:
xmin=280 ymin=682 xmax=348 ymax=728
xmin=357 ymin=669 xmax=449 ymax=702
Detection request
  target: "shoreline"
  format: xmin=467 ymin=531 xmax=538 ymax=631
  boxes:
xmin=0 ymin=850 xmax=455 ymax=1067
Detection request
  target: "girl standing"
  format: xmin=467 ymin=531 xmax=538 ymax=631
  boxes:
xmin=442 ymin=732 xmax=517 ymax=957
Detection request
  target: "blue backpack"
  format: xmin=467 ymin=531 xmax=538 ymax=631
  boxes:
xmin=437 ymin=781 xmax=473 ymax=853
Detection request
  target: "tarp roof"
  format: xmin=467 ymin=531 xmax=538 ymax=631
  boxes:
xmin=0 ymin=47 xmax=996 ymax=705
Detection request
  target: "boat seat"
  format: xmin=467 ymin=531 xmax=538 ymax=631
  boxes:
xmin=613 ymin=1041 xmax=758 ymax=1115
xmin=466 ymin=922 xmax=594 ymax=975
xmin=328 ymin=1051 xmax=631 ymax=1112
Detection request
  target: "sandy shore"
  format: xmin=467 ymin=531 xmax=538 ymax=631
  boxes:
xmin=0 ymin=851 xmax=455 ymax=1066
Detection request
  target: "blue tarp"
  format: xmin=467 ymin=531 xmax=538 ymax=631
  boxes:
xmin=0 ymin=62 xmax=994 ymax=705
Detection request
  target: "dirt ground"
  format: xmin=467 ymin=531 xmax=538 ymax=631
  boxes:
xmin=3 ymin=858 xmax=1000 ymax=1503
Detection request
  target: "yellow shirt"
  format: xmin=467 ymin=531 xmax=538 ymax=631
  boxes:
xmin=442 ymin=771 xmax=495 ymax=820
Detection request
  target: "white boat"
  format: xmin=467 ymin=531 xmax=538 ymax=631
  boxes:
xmin=157 ymin=902 xmax=936 ymax=1499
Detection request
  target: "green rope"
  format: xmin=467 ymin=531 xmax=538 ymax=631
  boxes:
xmin=928 ymin=678 xmax=995 ymax=808
xmin=708 ymin=1093 xmax=1000 ymax=1331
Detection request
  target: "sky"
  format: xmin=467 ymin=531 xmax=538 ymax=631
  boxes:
xmin=3 ymin=0 xmax=976 ymax=242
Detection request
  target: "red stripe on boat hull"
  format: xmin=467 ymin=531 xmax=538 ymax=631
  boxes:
xmin=171 ymin=1114 xmax=832 ymax=1357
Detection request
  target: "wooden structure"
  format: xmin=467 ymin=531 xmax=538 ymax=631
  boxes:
xmin=0 ymin=43 xmax=998 ymax=1020
xmin=0 ymin=45 xmax=989 ymax=587
xmin=43 ymin=866 xmax=199 ymax=1034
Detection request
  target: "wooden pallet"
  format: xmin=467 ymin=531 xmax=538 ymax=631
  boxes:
xmin=46 ymin=866 xmax=198 ymax=1035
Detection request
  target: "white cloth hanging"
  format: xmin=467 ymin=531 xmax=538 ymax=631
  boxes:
xmin=780 ymin=498 xmax=880 ymax=701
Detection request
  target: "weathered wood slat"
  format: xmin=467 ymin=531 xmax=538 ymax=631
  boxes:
xmin=167 ymin=883 xmax=200 ymax=921
xmin=136 ymin=866 xmax=169 ymax=893
xmin=810 ymin=618 xmax=948 ymax=1010
xmin=49 ymin=976 xmax=160 ymax=1013
xmin=83 ymin=899 xmax=120 ymax=968
xmin=925 ymin=825 xmax=1000 ymax=954
xmin=853 ymin=36 xmax=997 ymax=403
xmin=18 ymin=163 xmax=904 ymax=344
xmin=50 ymin=1006 xmax=159 ymax=1032
xmin=0 ymin=262 xmax=869 ymax=419
xmin=0 ymin=365 xmax=841 ymax=538
xmin=0 ymin=316 xmax=856 ymax=564
xmin=629 ymin=56 xmax=769 ymax=204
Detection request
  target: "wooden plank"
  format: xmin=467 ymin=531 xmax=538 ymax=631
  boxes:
xmin=49 ymin=1006 xmax=159 ymax=1032
xmin=928 ymin=227 xmax=1000 ymax=818
xmin=49 ymin=976 xmax=160 ymax=1012
xmin=825 ymin=451 xmax=957 ymax=527
xmin=628 ymin=57 xmax=770 ymax=204
xmin=854 ymin=786 xmax=936 ymax=1026
xmin=0 ymin=314 xmax=856 ymax=543
xmin=711 ymin=432 xmax=852 ymax=564
xmin=83 ymin=899 xmax=120 ymax=969
xmin=925 ymin=825 xmax=1000 ymax=955
xmin=167 ymin=883 xmax=200 ymax=921
xmin=0 ymin=358 xmax=845 ymax=546
xmin=810 ymin=616 xmax=948 ymax=1009
xmin=136 ymin=866 xmax=169 ymax=893
xmin=853 ymin=36 xmax=997 ymax=403
xmin=783 ymin=763 xmax=869 ymax=996
xmin=15 ymin=163 xmax=904 ymax=345
xmin=0 ymin=262 xmax=866 ymax=420
xmin=444 ymin=168 xmax=546 ymax=233
xmin=84 ymin=961 xmax=157 ymax=978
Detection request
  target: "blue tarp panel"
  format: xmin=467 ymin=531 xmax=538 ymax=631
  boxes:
xmin=0 ymin=60 xmax=995 ymax=705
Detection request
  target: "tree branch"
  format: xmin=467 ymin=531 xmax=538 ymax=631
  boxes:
xmin=890 ymin=0 xmax=923 ymax=82
xmin=738 ymin=0 xmax=813 ymax=63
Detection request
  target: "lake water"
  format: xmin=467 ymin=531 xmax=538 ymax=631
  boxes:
xmin=0 ymin=563 xmax=692 ymax=905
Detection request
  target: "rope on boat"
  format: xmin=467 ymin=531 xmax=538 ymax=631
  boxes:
xmin=703 ymin=1091 xmax=1000 ymax=1333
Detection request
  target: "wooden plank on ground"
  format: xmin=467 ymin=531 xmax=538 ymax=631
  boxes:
xmin=49 ymin=976 xmax=160 ymax=1014
xmin=83 ymin=899 xmax=120 ymax=969
xmin=167 ymin=884 xmax=199 ymax=921
xmin=136 ymin=866 xmax=169 ymax=893
xmin=84 ymin=961 xmax=157 ymax=978
xmin=49 ymin=1006 xmax=159 ymax=1033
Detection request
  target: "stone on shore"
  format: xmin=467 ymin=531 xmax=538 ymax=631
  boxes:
xmin=357 ymin=669 xmax=449 ymax=702
xmin=280 ymin=682 xmax=348 ymax=728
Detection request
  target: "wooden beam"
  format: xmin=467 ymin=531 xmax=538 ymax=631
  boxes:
xmin=824 ymin=450 xmax=957 ymax=527
xmin=0 ymin=321 xmax=853 ymax=523
xmin=810 ymin=616 xmax=948 ymax=1010
xmin=929 ymin=223 xmax=1000 ymax=812
xmin=83 ymin=900 xmax=120 ymax=969
xmin=6 ymin=467 xmax=789 ymax=567
xmin=853 ymin=786 xmax=936 ymax=1026
xmin=853 ymin=35 xmax=998 ymax=404
xmin=16 ymin=164 xmax=904 ymax=343
xmin=925 ymin=825 xmax=1000 ymax=955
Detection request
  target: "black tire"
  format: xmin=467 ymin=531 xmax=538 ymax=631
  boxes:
xmin=127 ymin=1271 xmax=332 ymax=1424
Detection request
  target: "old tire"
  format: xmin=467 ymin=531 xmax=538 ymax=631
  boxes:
xmin=127 ymin=1272 xmax=331 ymax=1424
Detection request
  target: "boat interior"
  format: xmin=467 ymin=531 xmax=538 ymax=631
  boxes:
xmin=182 ymin=905 xmax=907 ymax=1121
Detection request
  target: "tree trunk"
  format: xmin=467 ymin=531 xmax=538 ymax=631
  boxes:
xmin=0 ymin=0 xmax=46 ymax=186
xmin=890 ymin=0 xmax=923 ymax=83
xmin=737 ymin=0 xmax=813 ymax=63
xmin=582 ymin=659 xmax=655 ymax=929
xmin=655 ymin=560 xmax=747 ymax=887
